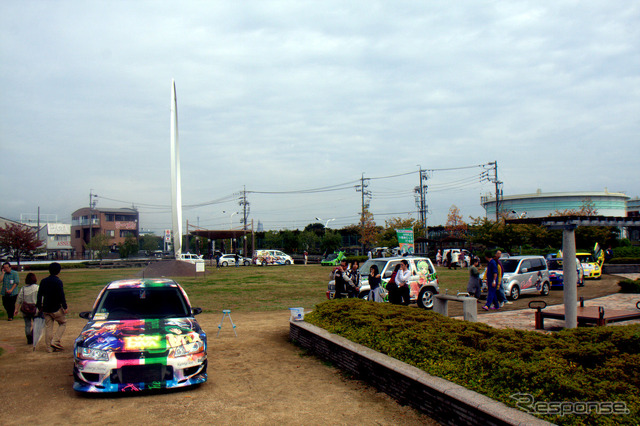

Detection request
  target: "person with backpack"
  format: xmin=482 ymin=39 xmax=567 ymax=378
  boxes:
xmin=15 ymin=273 xmax=39 ymax=344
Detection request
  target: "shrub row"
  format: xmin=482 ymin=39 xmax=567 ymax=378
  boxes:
xmin=19 ymin=263 xmax=87 ymax=271
xmin=618 ymin=279 xmax=640 ymax=294
xmin=305 ymin=299 xmax=640 ymax=425
xmin=608 ymin=257 xmax=640 ymax=265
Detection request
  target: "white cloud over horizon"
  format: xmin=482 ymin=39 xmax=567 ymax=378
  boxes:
xmin=1 ymin=1 xmax=638 ymax=233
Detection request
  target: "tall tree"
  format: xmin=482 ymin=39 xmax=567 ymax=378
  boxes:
xmin=359 ymin=210 xmax=378 ymax=250
xmin=86 ymin=233 xmax=110 ymax=260
xmin=445 ymin=205 xmax=467 ymax=238
xmin=0 ymin=223 xmax=42 ymax=266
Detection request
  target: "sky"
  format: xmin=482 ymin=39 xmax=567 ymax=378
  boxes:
xmin=1 ymin=1 xmax=639 ymax=234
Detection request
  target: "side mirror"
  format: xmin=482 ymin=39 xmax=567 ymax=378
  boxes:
xmin=191 ymin=307 xmax=203 ymax=316
xmin=79 ymin=311 xmax=92 ymax=320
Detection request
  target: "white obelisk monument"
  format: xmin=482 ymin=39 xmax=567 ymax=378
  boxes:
xmin=170 ymin=79 xmax=183 ymax=259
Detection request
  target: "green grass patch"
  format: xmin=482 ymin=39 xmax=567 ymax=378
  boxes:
xmin=305 ymin=299 xmax=640 ymax=426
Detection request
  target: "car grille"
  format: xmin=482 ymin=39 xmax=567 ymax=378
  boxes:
xmin=114 ymin=351 xmax=169 ymax=360
xmin=110 ymin=364 xmax=173 ymax=384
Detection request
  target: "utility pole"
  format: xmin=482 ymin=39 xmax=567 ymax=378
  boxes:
xmin=355 ymin=174 xmax=371 ymax=254
xmin=486 ymin=161 xmax=502 ymax=221
xmin=239 ymin=186 xmax=250 ymax=255
xmin=415 ymin=167 xmax=428 ymax=254
xmin=88 ymin=190 xmax=98 ymax=259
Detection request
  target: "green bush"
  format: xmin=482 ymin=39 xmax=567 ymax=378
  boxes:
xmin=305 ymin=299 xmax=640 ymax=425
xmin=612 ymin=246 xmax=640 ymax=259
xmin=20 ymin=262 xmax=86 ymax=271
xmin=618 ymin=279 xmax=640 ymax=294
xmin=608 ymin=257 xmax=640 ymax=265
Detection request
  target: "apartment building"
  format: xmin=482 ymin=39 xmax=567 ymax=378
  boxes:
xmin=71 ymin=207 xmax=139 ymax=258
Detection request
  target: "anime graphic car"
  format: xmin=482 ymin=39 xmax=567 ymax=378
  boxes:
xmin=576 ymin=243 xmax=604 ymax=279
xmin=326 ymin=256 xmax=439 ymax=309
xmin=73 ymin=279 xmax=207 ymax=393
xmin=253 ymin=250 xmax=294 ymax=265
xmin=547 ymin=258 xmax=585 ymax=289
xmin=480 ymin=256 xmax=551 ymax=300
xmin=321 ymin=251 xmax=346 ymax=266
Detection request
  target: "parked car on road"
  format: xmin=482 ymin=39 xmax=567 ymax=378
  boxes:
xmin=576 ymin=244 xmax=604 ymax=279
xmin=253 ymin=250 xmax=294 ymax=265
xmin=178 ymin=253 xmax=205 ymax=265
xmin=327 ymin=256 xmax=439 ymax=309
xmin=73 ymin=278 xmax=207 ymax=393
xmin=218 ymin=254 xmax=251 ymax=266
xmin=547 ymin=257 xmax=585 ymax=288
xmin=320 ymin=251 xmax=346 ymax=266
xmin=481 ymin=255 xmax=551 ymax=300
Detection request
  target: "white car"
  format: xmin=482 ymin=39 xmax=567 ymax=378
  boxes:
xmin=218 ymin=254 xmax=251 ymax=267
xmin=253 ymin=250 xmax=294 ymax=266
xmin=328 ymin=256 xmax=440 ymax=309
xmin=178 ymin=253 xmax=205 ymax=264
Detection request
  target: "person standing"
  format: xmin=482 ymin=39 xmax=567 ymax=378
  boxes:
xmin=333 ymin=260 xmax=354 ymax=299
xmin=234 ymin=253 xmax=239 ymax=268
xmin=466 ymin=257 xmax=482 ymax=300
xmin=395 ymin=259 xmax=412 ymax=305
xmin=2 ymin=262 xmax=20 ymax=321
xmin=494 ymin=250 xmax=511 ymax=306
xmin=386 ymin=264 xmax=401 ymax=304
xmin=483 ymin=251 xmax=500 ymax=310
xmin=215 ymin=252 xmax=221 ymax=269
xmin=36 ymin=262 xmax=68 ymax=352
xmin=368 ymin=265 xmax=384 ymax=302
xmin=347 ymin=261 xmax=361 ymax=298
xmin=15 ymin=272 xmax=39 ymax=344
xmin=436 ymin=250 xmax=442 ymax=267
xmin=304 ymin=250 xmax=308 ymax=265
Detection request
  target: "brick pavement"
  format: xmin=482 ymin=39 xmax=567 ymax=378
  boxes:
xmin=471 ymin=274 xmax=640 ymax=332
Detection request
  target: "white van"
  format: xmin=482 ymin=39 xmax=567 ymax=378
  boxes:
xmin=253 ymin=250 xmax=294 ymax=265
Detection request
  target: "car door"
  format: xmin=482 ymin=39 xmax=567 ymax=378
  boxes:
xmin=518 ymin=259 xmax=536 ymax=293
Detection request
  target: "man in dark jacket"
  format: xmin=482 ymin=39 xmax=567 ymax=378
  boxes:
xmin=36 ymin=262 xmax=68 ymax=352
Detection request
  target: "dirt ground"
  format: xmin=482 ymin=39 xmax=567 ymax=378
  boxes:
xmin=0 ymin=275 xmax=626 ymax=425
xmin=0 ymin=310 xmax=436 ymax=425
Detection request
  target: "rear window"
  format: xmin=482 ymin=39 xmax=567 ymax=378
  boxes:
xmin=95 ymin=287 xmax=190 ymax=320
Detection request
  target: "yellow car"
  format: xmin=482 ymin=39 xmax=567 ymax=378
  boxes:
xmin=576 ymin=243 xmax=604 ymax=280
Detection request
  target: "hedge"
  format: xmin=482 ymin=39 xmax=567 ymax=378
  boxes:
xmin=305 ymin=299 xmax=639 ymax=425
xmin=618 ymin=279 xmax=640 ymax=294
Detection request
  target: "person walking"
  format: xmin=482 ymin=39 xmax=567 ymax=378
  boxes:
xmin=2 ymin=262 xmax=20 ymax=321
xmin=436 ymin=249 xmax=442 ymax=267
xmin=395 ymin=259 xmax=412 ymax=305
xmin=494 ymin=250 xmax=511 ymax=307
xmin=483 ymin=251 xmax=500 ymax=310
xmin=234 ymin=253 xmax=239 ymax=267
xmin=15 ymin=272 xmax=39 ymax=344
xmin=36 ymin=262 xmax=68 ymax=352
xmin=368 ymin=264 xmax=384 ymax=302
xmin=466 ymin=257 xmax=482 ymax=300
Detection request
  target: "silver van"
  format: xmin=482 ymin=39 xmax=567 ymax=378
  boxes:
xmin=483 ymin=255 xmax=550 ymax=300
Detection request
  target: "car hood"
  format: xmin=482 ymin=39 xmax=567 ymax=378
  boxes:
xmin=76 ymin=317 xmax=204 ymax=352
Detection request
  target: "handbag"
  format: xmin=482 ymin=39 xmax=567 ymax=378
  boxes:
xmin=19 ymin=288 xmax=38 ymax=316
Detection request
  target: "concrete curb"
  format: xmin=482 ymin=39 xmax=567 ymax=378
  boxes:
xmin=290 ymin=320 xmax=551 ymax=426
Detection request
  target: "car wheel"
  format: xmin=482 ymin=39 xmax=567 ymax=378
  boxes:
xmin=244 ymin=260 xmax=250 ymax=266
xmin=540 ymin=282 xmax=550 ymax=296
xmin=358 ymin=290 xmax=370 ymax=300
xmin=221 ymin=261 xmax=228 ymax=267
xmin=509 ymin=285 xmax=520 ymax=300
xmin=285 ymin=260 xmax=291 ymax=265
xmin=417 ymin=287 xmax=434 ymax=309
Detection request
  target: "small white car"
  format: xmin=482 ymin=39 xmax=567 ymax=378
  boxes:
xmin=481 ymin=255 xmax=551 ymax=300
xmin=253 ymin=250 xmax=294 ymax=265
xmin=218 ymin=254 xmax=251 ymax=267
xmin=178 ymin=253 xmax=205 ymax=265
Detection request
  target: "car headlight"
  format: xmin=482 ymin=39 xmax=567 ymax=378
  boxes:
xmin=77 ymin=346 xmax=110 ymax=361
xmin=174 ymin=341 xmax=204 ymax=357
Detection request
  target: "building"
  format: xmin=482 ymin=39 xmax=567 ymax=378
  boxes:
xmin=36 ymin=223 xmax=72 ymax=259
xmin=71 ymin=207 xmax=139 ymax=258
xmin=627 ymin=197 xmax=640 ymax=242
xmin=481 ymin=190 xmax=629 ymax=219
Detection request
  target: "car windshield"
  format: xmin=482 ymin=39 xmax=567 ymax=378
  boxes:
xmin=359 ymin=259 xmax=389 ymax=277
xmin=94 ymin=287 xmax=190 ymax=320
xmin=501 ymin=259 xmax=520 ymax=273
xmin=577 ymin=254 xmax=595 ymax=263
xmin=325 ymin=254 xmax=337 ymax=261
xmin=547 ymin=260 xmax=564 ymax=271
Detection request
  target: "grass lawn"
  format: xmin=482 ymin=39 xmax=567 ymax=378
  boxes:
xmin=0 ymin=264 xmax=470 ymax=318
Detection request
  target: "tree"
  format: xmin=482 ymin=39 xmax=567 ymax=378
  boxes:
xmin=118 ymin=236 xmax=139 ymax=258
xmin=86 ymin=234 xmax=110 ymax=260
xmin=359 ymin=210 xmax=378 ymax=250
xmin=445 ymin=205 xmax=467 ymax=238
xmin=321 ymin=230 xmax=342 ymax=253
xmin=0 ymin=223 xmax=42 ymax=266
xmin=579 ymin=197 xmax=598 ymax=216
xmin=139 ymin=234 xmax=162 ymax=253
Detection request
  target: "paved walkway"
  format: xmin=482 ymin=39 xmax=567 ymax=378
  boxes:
xmin=473 ymin=274 xmax=640 ymax=332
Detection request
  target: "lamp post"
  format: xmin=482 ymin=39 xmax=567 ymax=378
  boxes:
xmin=315 ymin=217 xmax=335 ymax=229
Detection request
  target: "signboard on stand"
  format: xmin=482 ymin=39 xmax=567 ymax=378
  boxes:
xmin=396 ymin=228 xmax=415 ymax=255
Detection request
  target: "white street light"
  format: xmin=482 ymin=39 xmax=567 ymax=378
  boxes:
xmin=315 ymin=217 xmax=335 ymax=228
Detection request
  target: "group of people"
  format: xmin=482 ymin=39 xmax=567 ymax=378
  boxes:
xmin=463 ymin=249 xmax=513 ymax=311
xmin=2 ymin=262 xmax=69 ymax=352
xmin=331 ymin=259 xmax=361 ymax=299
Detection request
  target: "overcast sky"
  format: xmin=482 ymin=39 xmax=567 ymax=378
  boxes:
xmin=1 ymin=1 xmax=638 ymax=234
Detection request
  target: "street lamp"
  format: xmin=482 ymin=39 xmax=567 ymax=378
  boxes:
xmin=315 ymin=217 xmax=335 ymax=228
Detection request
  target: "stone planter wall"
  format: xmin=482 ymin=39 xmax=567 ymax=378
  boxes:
xmin=290 ymin=320 xmax=550 ymax=426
